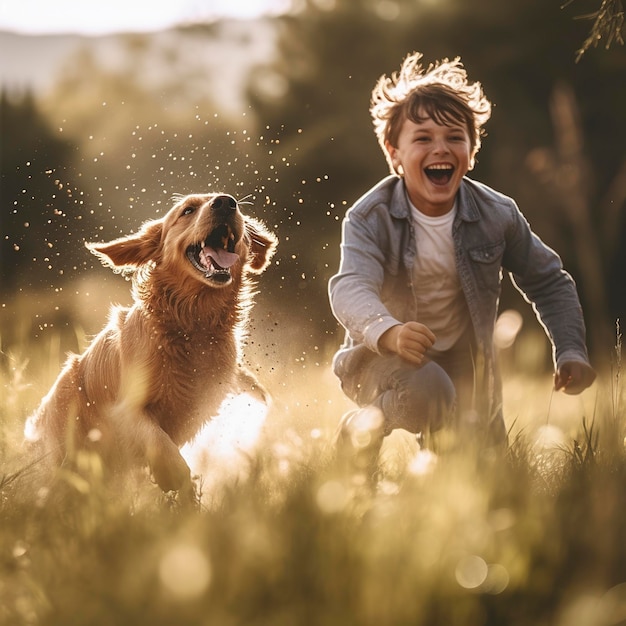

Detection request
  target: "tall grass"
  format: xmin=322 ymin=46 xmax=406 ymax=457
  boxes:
xmin=1 ymin=311 xmax=624 ymax=626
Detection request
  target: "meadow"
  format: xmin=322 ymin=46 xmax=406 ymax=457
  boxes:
xmin=0 ymin=288 xmax=624 ymax=626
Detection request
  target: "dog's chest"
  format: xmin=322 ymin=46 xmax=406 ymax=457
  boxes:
xmin=150 ymin=333 xmax=237 ymax=441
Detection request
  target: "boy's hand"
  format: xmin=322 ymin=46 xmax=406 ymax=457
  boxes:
xmin=554 ymin=361 xmax=596 ymax=395
xmin=379 ymin=322 xmax=436 ymax=365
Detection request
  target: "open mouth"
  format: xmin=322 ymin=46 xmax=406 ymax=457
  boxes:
xmin=424 ymin=164 xmax=454 ymax=186
xmin=186 ymin=224 xmax=240 ymax=285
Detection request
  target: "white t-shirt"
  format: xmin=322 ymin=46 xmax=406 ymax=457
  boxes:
xmin=410 ymin=200 xmax=470 ymax=354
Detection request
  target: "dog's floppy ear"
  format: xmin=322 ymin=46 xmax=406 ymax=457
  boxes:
xmin=86 ymin=219 xmax=163 ymax=270
xmin=244 ymin=217 xmax=277 ymax=273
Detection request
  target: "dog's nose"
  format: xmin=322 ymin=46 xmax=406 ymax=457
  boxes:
xmin=211 ymin=195 xmax=237 ymax=211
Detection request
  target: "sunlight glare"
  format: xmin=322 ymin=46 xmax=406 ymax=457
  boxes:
xmin=533 ymin=424 xmax=567 ymax=450
xmin=198 ymin=0 xmax=292 ymax=20
xmin=0 ymin=0 xmax=291 ymax=36
xmin=408 ymin=448 xmax=438 ymax=476
xmin=0 ymin=0 xmax=185 ymax=35
xmin=180 ymin=392 xmax=268 ymax=496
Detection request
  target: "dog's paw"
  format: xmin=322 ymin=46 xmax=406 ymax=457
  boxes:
xmin=150 ymin=451 xmax=192 ymax=494
xmin=162 ymin=481 xmax=199 ymax=511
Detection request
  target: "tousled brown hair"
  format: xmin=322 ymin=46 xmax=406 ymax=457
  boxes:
xmin=370 ymin=52 xmax=492 ymax=174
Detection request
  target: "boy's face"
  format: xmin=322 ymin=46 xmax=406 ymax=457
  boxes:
xmin=385 ymin=111 xmax=473 ymax=217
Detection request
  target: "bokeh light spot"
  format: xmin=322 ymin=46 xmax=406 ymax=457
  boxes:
xmin=316 ymin=480 xmax=349 ymax=514
xmin=484 ymin=563 xmax=510 ymax=594
xmin=494 ymin=309 xmax=523 ymax=349
xmin=159 ymin=544 xmax=211 ymax=599
xmin=455 ymin=555 xmax=488 ymax=589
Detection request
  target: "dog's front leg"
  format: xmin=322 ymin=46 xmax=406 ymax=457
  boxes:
xmin=145 ymin=427 xmax=192 ymax=494
xmin=113 ymin=406 xmax=194 ymax=499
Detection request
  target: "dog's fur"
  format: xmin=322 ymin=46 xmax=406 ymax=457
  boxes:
xmin=25 ymin=193 xmax=277 ymax=497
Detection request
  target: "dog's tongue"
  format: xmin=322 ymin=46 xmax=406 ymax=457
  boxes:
xmin=203 ymin=245 xmax=239 ymax=269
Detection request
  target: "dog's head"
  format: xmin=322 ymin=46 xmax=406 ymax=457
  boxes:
xmin=87 ymin=193 xmax=277 ymax=289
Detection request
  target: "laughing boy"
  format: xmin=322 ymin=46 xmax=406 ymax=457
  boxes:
xmin=329 ymin=52 xmax=596 ymax=470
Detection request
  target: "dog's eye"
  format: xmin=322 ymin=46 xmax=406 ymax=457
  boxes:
xmin=182 ymin=206 xmax=195 ymax=216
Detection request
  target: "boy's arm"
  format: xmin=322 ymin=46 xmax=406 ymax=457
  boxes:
xmin=504 ymin=204 xmax=595 ymax=394
xmin=329 ymin=210 xmax=401 ymax=353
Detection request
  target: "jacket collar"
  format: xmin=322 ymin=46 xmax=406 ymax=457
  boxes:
xmin=457 ymin=178 xmax=480 ymax=222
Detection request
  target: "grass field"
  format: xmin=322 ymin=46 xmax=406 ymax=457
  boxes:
xmin=1 ymin=292 xmax=624 ymax=626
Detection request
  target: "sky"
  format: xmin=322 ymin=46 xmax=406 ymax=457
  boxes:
xmin=0 ymin=0 xmax=291 ymax=35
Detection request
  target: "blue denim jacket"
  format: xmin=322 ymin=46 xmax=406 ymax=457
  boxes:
xmin=329 ymin=175 xmax=591 ymax=422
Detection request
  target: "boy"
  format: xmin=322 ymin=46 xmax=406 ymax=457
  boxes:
xmin=328 ymin=52 xmax=595 ymax=469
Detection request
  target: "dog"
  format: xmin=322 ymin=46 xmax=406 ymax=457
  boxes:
xmin=24 ymin=193 xmax=277 ymax=499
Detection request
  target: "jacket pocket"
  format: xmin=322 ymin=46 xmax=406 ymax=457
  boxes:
xmin=468 ymin=240 xmax=505 ymax=293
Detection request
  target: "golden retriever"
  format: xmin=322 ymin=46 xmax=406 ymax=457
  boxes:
xmin=25 ymin=193 xmax=277 ymax=500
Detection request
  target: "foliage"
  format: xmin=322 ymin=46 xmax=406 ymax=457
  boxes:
xmin=0 ymin=91 xmax=86 ymax=291
xmin=0 ymin=324 xmax=624 ymax=626
xmin=565 ymin=0 xmax=625 ymax=60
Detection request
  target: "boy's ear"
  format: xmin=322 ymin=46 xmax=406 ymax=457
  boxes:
xmin=384 ymin=140 xmax=402 ymax=175
xmin=86 ymin=220 xmax=163 ymax=270
xmin=244 ymin=217 xmax=278 ymax=273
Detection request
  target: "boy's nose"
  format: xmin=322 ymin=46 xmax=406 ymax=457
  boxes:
xmin=432 ymin=138 xmax=449 ymax=154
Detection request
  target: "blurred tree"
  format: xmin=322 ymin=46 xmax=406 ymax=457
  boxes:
xmin=0 ymin=90 xmax=85 ymax=292
xmin=526 ymin=82 xmax=626 ymax=351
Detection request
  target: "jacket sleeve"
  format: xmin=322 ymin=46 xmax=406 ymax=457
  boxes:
xmin=328 ymin=207 xmax=401 ymax=354
xmin=503 ymin=202 xmax=591 ymax=369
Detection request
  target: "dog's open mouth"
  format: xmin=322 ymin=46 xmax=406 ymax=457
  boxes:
xmin=186 ymin=224 xmax=239 ymax=284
